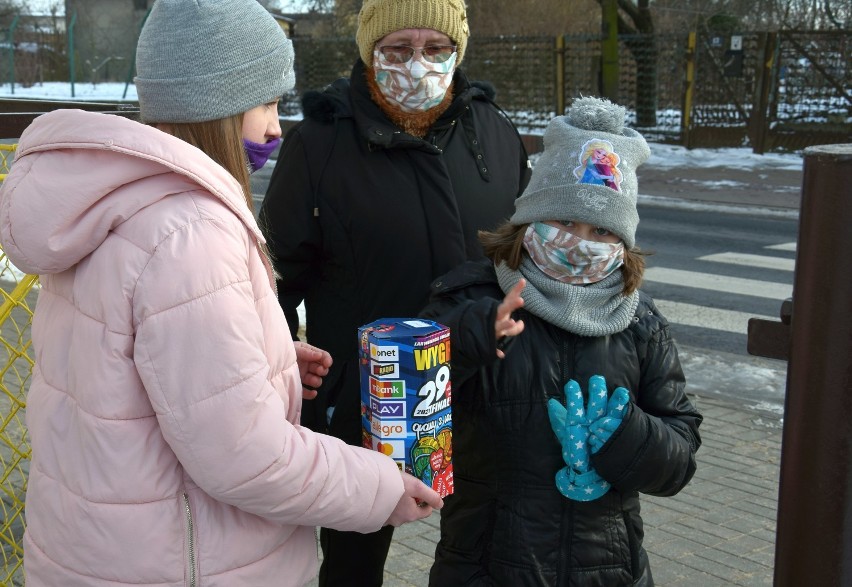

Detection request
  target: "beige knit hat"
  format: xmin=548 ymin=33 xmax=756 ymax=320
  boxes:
xmin=356 ymin=0 xmax=470 ymax=66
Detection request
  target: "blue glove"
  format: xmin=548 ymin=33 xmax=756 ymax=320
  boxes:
xmin=588 ymin=384 xmax=630 ymax=454
xmin=547 ymin=378 xmax=611 ymax=501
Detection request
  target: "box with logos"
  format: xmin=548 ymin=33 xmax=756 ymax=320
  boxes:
xmin=358 ymin=318 xmax=453 ymax=498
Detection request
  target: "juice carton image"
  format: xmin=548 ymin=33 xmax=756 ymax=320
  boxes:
xmin=358 ymin=318 xmax=453 ymax=498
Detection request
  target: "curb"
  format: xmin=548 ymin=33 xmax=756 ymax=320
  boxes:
xmin=638 ymin=194 xmax=799 ymax=219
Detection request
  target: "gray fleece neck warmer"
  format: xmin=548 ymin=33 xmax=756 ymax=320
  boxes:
xmin=496 ymin=256 xmax=639 ymax=337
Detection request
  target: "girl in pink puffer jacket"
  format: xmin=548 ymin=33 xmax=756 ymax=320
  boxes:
xmin=0 ymin=1 xmax=441 ymax=585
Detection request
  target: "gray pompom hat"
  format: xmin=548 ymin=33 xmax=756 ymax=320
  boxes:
xmin=135 ymin=0 xmax=295 ymax=123
xmin=509 ymin=96 xmax=650 ymax=248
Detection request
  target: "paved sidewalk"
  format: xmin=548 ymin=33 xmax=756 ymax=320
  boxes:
xmin=302 ymin=148 xmax=798 ymax=586
xmin=306 ymin=393 xmax=783 ymax=587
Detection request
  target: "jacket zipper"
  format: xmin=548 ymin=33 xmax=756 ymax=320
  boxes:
xmin=182 ymin=492 xmax=197 ymax=587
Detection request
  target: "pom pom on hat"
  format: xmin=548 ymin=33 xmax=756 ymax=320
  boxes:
xmin=509 ymin=96 xmax=650 ymax=248
xmin=135 ymin=0 xmax=295 ymax=123
xmin=567 ymin=96 xmax=627 ymax=135
xmin=356 ymin=0 xmax=470 ymax=66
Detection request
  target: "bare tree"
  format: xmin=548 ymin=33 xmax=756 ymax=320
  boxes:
xmin=823 ymin=0 xmax=851 ymax=28
xmin=594 ymin=0 xmax=658 ymax=126
xmin=1 ymin=0 xmax=23 ymax=23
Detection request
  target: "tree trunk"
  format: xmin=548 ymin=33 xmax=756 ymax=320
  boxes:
xmin=617 ymin=0 xmax=657 ymax=127
xmin=628 ymin=34 xmax=658 ymax=127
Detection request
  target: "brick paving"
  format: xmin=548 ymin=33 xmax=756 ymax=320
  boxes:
xmin=305 ymin=394 xmax=784 ymax=587
xmin=302 ymin=148 xmax=799 ymax=586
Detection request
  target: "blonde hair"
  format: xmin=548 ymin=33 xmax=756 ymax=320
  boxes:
xmin=161 ymin=115 xmax=277 ymax=266
xmin=166 ymin=114 xmax=254 ymax=214
xmin=479 ymin=222 xmax=647 ymax=295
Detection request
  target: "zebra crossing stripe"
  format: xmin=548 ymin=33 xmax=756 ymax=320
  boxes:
xmin=697 ymin=252 xmax=795 ymax=272
xmin=644 ymin=267 xmax=791 ymax=300
xmin=765 ymin=242 xmax=797 ymax=252
xmin=652 ymin=300 xmax=774 ymax=335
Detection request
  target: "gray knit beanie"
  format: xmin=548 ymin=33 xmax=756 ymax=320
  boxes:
xmin=135 ymin=0 xmax=295 ymax=123
xmin=509 ymin=96 xmax=650 ymax=248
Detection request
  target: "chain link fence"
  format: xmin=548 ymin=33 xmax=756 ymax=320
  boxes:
xmin=284 ymin=29 xmax=849 ymax=150
xmin=3 ymin=21 xmax=849 ymax=150
xmin=464 ymin=36 xmax=557 ymax=132
xmin=770 ymin=30 xmax=851 ymax=151
xmin=0 ymin=143 xmax=31 ymax=587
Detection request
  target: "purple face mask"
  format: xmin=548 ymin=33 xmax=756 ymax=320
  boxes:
xmin=242 ymin=137 xmax=281 ymax=173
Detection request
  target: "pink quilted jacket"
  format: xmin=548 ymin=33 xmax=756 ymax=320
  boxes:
xmin=0 ymin=110 xmax=403 ymax=586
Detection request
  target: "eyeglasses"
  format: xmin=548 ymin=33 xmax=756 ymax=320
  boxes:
xmin=377 ymin=45 xmax=457 ymax=64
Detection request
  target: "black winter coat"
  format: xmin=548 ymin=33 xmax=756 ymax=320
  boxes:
xmin=420 ymin=259 xmax=703 ymax=587
xmin=260 ymin=61 xmax=530 ymax=442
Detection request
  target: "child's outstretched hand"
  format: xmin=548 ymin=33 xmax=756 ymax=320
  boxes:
xmin=495 ymin=278 xmax=525 ymax=358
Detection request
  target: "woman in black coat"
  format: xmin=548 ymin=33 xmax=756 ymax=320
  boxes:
xmin=259 ymin=1 xmax=530 ymax=584
xmin=421 ymin=98 xmax=702 ymax=586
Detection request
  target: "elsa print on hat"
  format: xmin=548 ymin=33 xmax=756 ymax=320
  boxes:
xmin=575 ymin=138 xmax=622 ymax=192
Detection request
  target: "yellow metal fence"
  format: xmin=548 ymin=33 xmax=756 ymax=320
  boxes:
xmin=0 ymin=144 xmax=32 ymax=587
xmin=0 ymin=146 xmax=15 ymax=182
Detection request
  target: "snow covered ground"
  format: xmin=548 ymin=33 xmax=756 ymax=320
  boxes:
xmin=1 ymin=81 xmax=139 ymax=102
xmin=1 ymin=82 xmax=801 ymax=416
xmin=2 ymin=81 xmax=804 ymax=170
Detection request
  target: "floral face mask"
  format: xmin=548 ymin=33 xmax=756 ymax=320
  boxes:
xmin=372 ymin=49 xmax=457 ymax=112
xmin=523 ymin=221 xmax=624 ymax=285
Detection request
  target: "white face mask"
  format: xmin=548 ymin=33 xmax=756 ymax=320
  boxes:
xmin=372 ymin=49 xmax=457 ymax=112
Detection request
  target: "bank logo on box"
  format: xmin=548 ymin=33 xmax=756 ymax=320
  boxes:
xmin=370 ymin=343 xmax=398 ymax=362
xmin=371 ymin=360 xmax=399 ymax=378
xmin=370 ymin=378 xmax=405 ymax=399
xmin=370 ymin=398 xmax=405 ymax=418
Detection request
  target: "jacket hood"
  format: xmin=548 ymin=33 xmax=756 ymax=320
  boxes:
xmin=0 ymin=109 xmax=261 ymax=275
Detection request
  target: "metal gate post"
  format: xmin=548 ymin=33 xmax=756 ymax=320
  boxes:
xmin=774 ymin=144 xmax=852 ymax=586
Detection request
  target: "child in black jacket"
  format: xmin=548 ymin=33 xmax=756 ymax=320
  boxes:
xmin=421 ymin=97 xmax=703 ymax=587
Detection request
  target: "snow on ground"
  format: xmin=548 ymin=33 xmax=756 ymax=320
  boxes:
xmin=2 ymin=81 xmax=138 ymax=102
xmin=647 ymin=142 xmax=802 ymax=172
xmin=1 ymin=82 xmax=797 ymax=412
xmin=2 ymin=81 xmax=805 ymax=171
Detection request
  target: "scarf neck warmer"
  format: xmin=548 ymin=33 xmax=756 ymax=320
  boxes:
xmin=496 ymin=255 xmax=639 ymax=337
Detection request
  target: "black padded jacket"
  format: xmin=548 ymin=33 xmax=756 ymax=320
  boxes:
xmin=420 ymin=259 xmax=703 ymax=587
xmin=260 ymin=61 xmax=530 ymax=441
